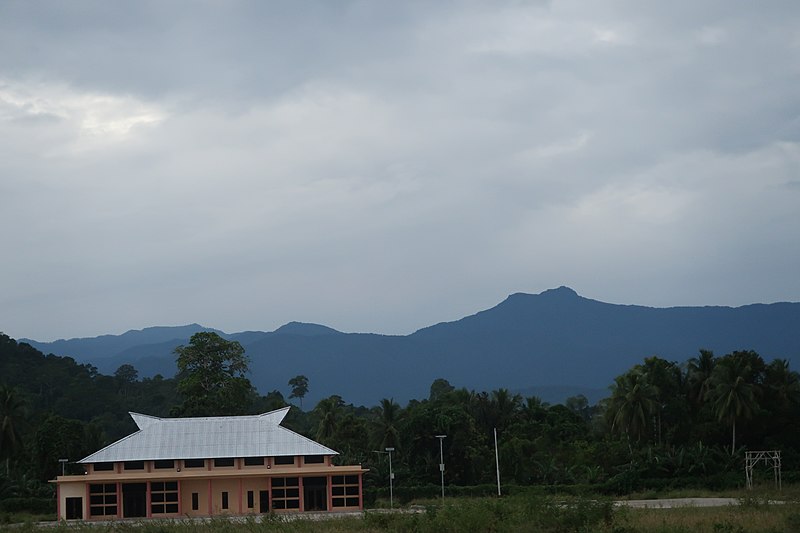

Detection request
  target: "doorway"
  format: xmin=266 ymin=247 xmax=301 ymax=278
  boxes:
xmin=259 ymin=490 xmax=269 ymax=513
xmin=122 ymin=483 xmax=147 ymax=518
xmin=303 ymin=477 xmax=328 ymax=511
xmin=65 ymin=497 xmax=83 ymax=519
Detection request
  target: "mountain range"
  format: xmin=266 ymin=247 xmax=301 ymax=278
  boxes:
xmin=20 ymin=287 xmax=800 ymax=406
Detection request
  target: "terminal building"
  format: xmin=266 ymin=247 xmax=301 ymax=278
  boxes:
xmin=54 ymin=407 xmax=366 ymax=520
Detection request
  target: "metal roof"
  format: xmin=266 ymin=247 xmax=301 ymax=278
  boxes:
xmin=79 ymin=407 xmax=337 ymax=463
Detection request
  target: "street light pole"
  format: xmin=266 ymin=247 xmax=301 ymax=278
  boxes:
xmin=435 ymin=435 xmax=446 ymax=499
xmin=385 ymin=447 xmax=395 ymax=509
xmin=58 ymin=458 xmax=68 ymax=477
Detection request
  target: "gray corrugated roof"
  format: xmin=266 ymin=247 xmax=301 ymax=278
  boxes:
xmin=79 ymin=407 xmax=337 ymax=463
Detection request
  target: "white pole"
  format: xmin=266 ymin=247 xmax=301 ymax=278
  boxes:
xmin=436 ymin=435 xmax=446 ymax=499
xmin=494 ymin=428 xmax=501 ymax=496
xmin=386 ymin=447 xmax=395 ymax=509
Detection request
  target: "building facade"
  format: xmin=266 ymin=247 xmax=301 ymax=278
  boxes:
xmin=54 ymin=407 xmax=366 ymax=520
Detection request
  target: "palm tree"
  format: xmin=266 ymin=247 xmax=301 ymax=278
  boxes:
xmin=608 ymin=370 xmax=658 ymax=444
xmin=491 ymin=388 xmax=522 ymax=431
xmin=314 ymin=395 xmax=344 ymax=442
xmin=707 ymin=362 xmax=758 ymax=455
xmin=375 ymin=398 xmax=401 ymax=450
xmin=0 ymin=385 xmax=25 ymax=475
xmin=686 ymin=349 xmax=716 ymax=408
xmin=764 ymin=359 xmax=800 ymax=408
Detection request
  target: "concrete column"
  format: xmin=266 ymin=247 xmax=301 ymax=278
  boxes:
xmin=207 ymin=479 xmax=213 ymax=516
xmin=146 ymin=481 xmax=152 ymax=518
xmin=327 ymin=475 xmax=333 ymax=512
xmin=298 ymin=477 xmax=304 ymax=512
xmin=358 ymin=474 xmax=364 ymax=511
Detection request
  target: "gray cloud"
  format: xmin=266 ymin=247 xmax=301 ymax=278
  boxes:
xmin=1 ymin=1 xmax=799 ymax=341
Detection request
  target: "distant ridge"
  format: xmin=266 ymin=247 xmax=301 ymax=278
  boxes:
xmin=20 ymin=324 xmax=221 ymax=361
xmin=20 ymin=287 xmax=800 ymax=406
xmin=273 ymin=322 xmax=342 ymax=336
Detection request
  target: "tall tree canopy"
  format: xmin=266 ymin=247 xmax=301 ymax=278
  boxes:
xmin=172 ymin=332 xmax=253 ymax=417
xmin=288 ymin=375 xmax=309 ymax=409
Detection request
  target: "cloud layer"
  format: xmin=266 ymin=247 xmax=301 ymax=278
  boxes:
xmin=2 ymin=1 xmax=799 ymax=340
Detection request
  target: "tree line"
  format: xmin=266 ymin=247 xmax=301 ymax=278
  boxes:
xmin=1 ymin=331 xmax=799 ymax=510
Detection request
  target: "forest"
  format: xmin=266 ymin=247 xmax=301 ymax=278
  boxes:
xmin=1 ymin=331 xmax=799 ymax=515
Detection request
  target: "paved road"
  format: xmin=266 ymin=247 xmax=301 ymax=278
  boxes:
xmin=615 ymin=497 xmax=740 ymax=509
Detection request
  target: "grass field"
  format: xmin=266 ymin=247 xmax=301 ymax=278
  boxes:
xmin=3 ymin=487 xmax=800 ymax=532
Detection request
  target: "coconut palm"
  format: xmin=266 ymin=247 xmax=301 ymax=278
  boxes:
xmin=707 ymin=362 xmax=758 ymax=455
xmin=314 ymin=395 xmax=344 ymax=442
xmin=686 ymin=349 xmax=716 ymax=407
xmin=608 ymin=370 xmax=658 ymax=443
xmin=375 ymin=398 xmax=401 ymax=450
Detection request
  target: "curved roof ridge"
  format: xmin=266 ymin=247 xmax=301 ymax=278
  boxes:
xmin=130 ymin=412 xmax=162 ymax=430
xmin=79 ymin=406 xmax=335 ymax=464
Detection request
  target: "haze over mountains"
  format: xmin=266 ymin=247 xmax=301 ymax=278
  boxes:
xmin=21 ymin=287 xmax=800 ymax=406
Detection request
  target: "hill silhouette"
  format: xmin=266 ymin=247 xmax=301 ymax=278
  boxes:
xmin=21 ymin=287 xmax=800 ymax=405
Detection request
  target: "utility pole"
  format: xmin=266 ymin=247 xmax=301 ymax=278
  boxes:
xmin=386 ymin=447 xmax=395 ymax=508
xmin=435 ymin=435 xmax=446 ymax=499
xmin=494 ymin=428 xmax=501 ymax=496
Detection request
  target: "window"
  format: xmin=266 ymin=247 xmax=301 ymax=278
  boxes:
xmin=93 ymin=462 xmax=114 ymax=472
xmin=331 ymin=475 xmax=360 ymax=508
xmin=214 ymin=458 xmax=235 ymax=467
xmin=221 ymin=492 xmax=229 ymax=510
xmin=247 ymin=490 xmax=254 ymax=509
xmin=271 ymin=477 xmax=300 ymax=510
xmin=304 ymin=455 xmax=324 ymax=464
xmin=150 ymin=481 xmax=179 ymax=515
xmin=244 ymin=457 xmax=264 ymax=466
xmin=273 ymin=455 xmax=294 ymax=465
xmin=192 ymin=492 xmax=199 ymax=511
xmin=154 ymin=460 xmax=174 ymax=469
xmin=89 ymin=483 xmax=117 ymax=517
xmin=123 ymin=461 xmax=144 ymax=471
xmin=184 ymin=459 xmax=205 ymax=468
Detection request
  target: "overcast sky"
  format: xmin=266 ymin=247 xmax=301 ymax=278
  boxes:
xmin=2 ymin=1 xmax=799 ymax=342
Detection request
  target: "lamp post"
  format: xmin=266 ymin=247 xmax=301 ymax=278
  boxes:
xmin=385 ymin=447 xmax=395 ymax=509
xmin=58 ymin=458 xmax=69 ymax=477
xmin=374 ymin=448 xmax=396 ymax=509
xmin=435 ymin=435 xmax=446 ymax=499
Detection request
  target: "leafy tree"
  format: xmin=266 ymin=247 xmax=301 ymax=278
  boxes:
xmin=114 ymin=364 xmax=139 ymax=384
xmin=0 ymin=385 xmax=24 ymax=475
xmin=32 ymin=414 xmax=90 ymax=480
xmin=172 ymin=332 xmax=254 ymax=417
xmin=429 ymin=378 xmax=455 ymax=402
xmin=288 ymin=375 xmax=310 ymax=409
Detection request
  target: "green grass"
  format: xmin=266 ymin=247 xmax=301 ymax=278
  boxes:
xmin=5 ymin=488 xmax=800 ymax=533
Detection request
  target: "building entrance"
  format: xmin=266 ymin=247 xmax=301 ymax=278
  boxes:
xmin=122 ymin=483 xmax=147 ymax=518
xmin=65 ymin=497 xmax=83 ymax=519
xmin=303 ymin=477 xmax=328 ymax=511
xmin=259 ymin=490 xmax=269 ymax=513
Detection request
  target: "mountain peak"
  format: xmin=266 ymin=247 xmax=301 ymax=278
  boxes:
xmin=274 ymin=322 xmax=341 ymax=336
xmin=540 ymin=286 xmax=579 ymax=298
xmin=506 ymin=286 xmax=580 ymax=302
